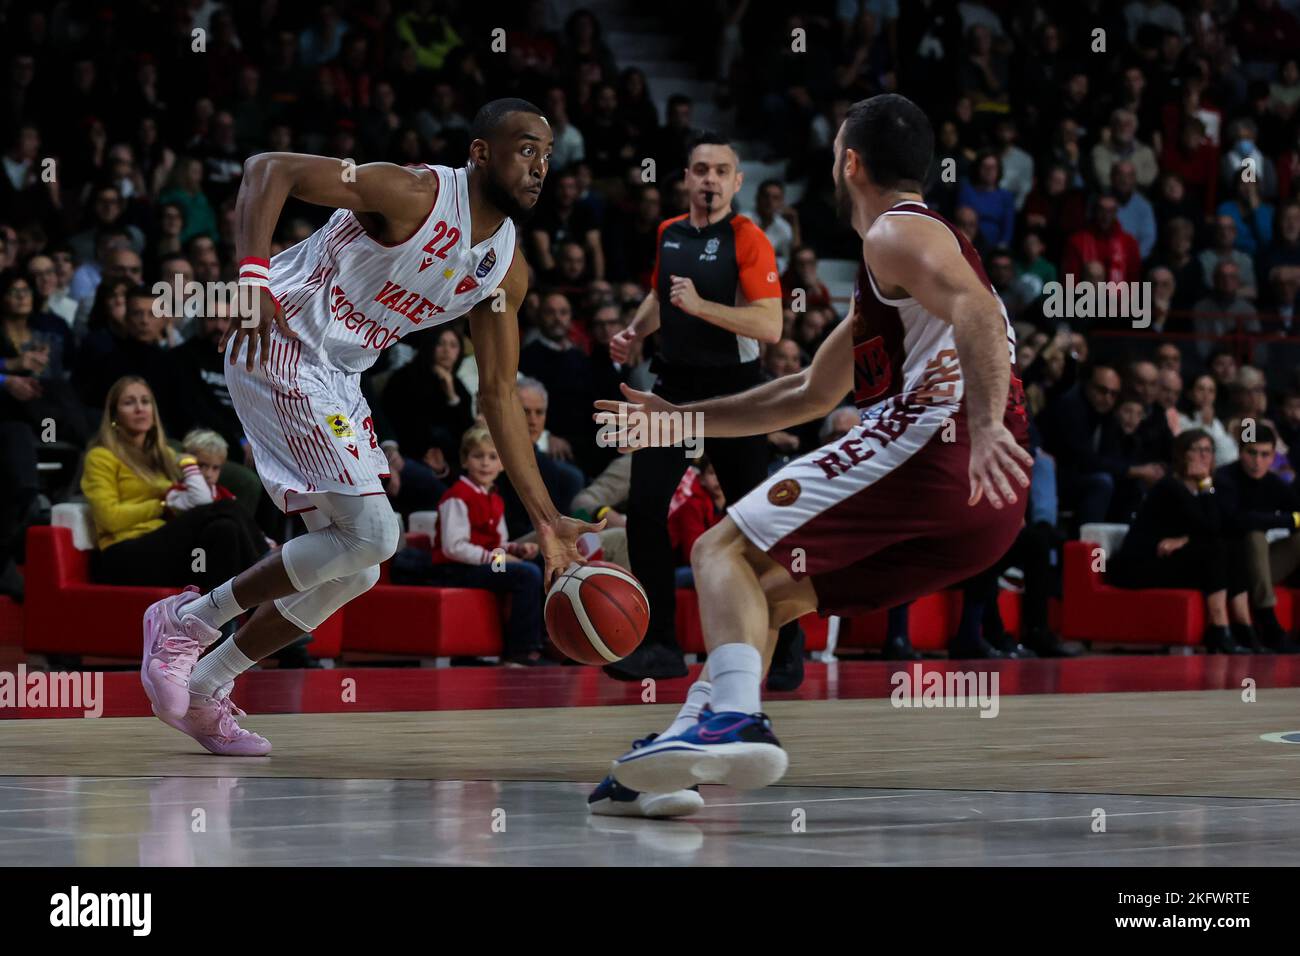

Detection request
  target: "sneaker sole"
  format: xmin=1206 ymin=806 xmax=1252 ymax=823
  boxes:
xmin=588 ymin=789 xmax=705 ymax=818
xmin=154 ymin=708 xmax=272 ymax=757
xmin=612 ymin=741 xmax=788 ymax=792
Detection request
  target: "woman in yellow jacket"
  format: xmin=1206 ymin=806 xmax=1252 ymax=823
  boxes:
xmin=81 ymin=376 xmax=268 ymax=591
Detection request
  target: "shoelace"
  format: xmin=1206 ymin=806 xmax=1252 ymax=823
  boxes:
xmin=159 ymin=637 xmax=202 ymax=685
xmin=214 ymin=696 xmax=252 ymax=740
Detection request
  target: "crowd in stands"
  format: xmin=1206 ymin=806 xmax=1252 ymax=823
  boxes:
xmin=3 ymin=0 xmax=1300 ymax=663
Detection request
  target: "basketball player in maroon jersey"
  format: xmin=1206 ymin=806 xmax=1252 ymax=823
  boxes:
xmin=593 ymin=94 xmax=1033 ymax=807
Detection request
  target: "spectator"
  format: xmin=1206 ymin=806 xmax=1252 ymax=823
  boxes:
xmin=1109 ymin=428 xmax=1256 ymax=654
xmin=159 ymin=157 xmax=218 ymax=244
xmin=1038 ymin=363 xmax=1165 ymax=525
xmin=518 ymin=292 xmax=598 ymax=473
xmin=1178 ymin=373 xmax=1239 ymax=465
xmin=780 ymin=246 xmax=832 ymax=312
xmin=1215 ymin=425 xmax=1300 ymax=651
xmin=165 ymin=295 xmax=246 ymax=456
xmin=75 ymin=284 xmax=168 ymax=413
xmin=752 ymin=180 xmax=800 ymax=269
xmin=394 ymin=1 xmax=462 ymax=71
xmin=958 ymin=151 xmax=1016 ymax=249
xmin=381 ymin=325 xmax=474 ymax=472
xmin=1062 ymin=195 xmax=1142 ymax=284
xmin=1217 ymin=178 xmax=1274 ymax=257
xmin=24 ymin=253 xmax=76 ymax=328
xmin=544 ymin=86 xmax=586 ymax=173
xmin=607 ymin=185 xmax=660 ymax=286
xmin=1111 ymin=160 xmax=1157 ymax=259
xmin=80 ymin=376 xmax=268 ymax=595
xmin=1191 ymin=260 xmax=1259 ymax=359
xmin=68 ymin=184 xmax=146 ymax=263
xmin=1022 ymin=165 xmax=1088 ymax=263
xmin=1161 ymin=116 xmax=1219 ymax=217
xmin=1151 ymin=216 xmax=1206 ymax=310
xmin=1091 ymin=108 xmax=1159 ymax=191
xmin=668 ymin=458 xmax=725 ymax=587
xmin=993 ymin=118 xmax=1034 ymax=211
xmin=0 ymin=269 xmax=86 ymax=445
xmin=391 ymin=427 xmax=546 ymax=668
xmin=496 ymin=377 xmax=584 ymax=540
xmin=1221 ymin=117 xmax=1278 ymax=201
xmin=530 ymin=170 xmax=603 ymax=280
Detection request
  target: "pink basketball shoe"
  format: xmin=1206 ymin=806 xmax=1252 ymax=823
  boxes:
xmin=141 ymin=588 xmax=219 ymax=720
xmin=158 ymin=688 xmax=271 ymax=757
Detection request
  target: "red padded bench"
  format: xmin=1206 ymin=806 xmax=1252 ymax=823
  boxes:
xmin=23 ymin=525 xmax=342 ymax=659
xmin=1061 ymin=539 xmax=1293 ymax=647
xmin=1062 ymin=539 xmax=1203 ymax=646
xmin=342 ymin=534 xmax=506 ymax=656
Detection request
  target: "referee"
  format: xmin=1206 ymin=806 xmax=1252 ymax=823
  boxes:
xmin=605 ymin=132 xmax=787 ymax=681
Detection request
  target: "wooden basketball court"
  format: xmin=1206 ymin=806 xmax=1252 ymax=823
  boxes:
xmin=3 ymin=661 xmax=1300 ymax=865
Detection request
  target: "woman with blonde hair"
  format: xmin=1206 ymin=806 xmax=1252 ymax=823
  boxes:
xmin=81 ymin=375 xmax=268 ymax=594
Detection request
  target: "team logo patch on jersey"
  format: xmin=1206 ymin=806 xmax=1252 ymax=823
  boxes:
xmin=454 ymin=275 xmax=479 ymax=295
xmin=767 ymin=479 xmax=801 ymax=506
xmin=475 ymin=249 xmax=497 ymax=279
xmin=705 ymin=237 xmax=719 ymax=255
xmin=326 ymin=413 xmax=354 ymax=438
xmin=443 ymin=267 xmax=455 ymax=280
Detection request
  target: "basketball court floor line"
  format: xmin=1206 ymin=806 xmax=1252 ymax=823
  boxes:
xmin=4 ymin=776 xmax=1299 ymax=866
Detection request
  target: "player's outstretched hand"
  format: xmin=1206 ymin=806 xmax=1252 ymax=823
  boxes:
xmin=967 ymin=423 xmax=1034 ymax=510
xmin=537 ymin=515 xmax=607 ymax=589
xmin=594 ymin=382 xmax=682 ymax=453
xmin=221 ymin=286 xmax=299 ymax=371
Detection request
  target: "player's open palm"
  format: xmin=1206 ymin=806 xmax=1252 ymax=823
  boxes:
xmin=537 ymin=515 xmax=607 ymax=589
xmin=221 ymin=286 xmax=298 ymax=371
xmin=594 ymin=382 xmax=680 ymax=453
xmin=967 ymin=423 xmax=1033 ymax=510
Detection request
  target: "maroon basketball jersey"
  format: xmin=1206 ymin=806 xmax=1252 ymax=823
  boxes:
xmin=850 ymin=200 xmax=1027 ymax=442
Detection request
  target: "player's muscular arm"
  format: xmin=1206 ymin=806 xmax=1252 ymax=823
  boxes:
xmin=470 ymin=250 xmax=602 ymax=586
xmin=596 ymin=307 xmax=853 ymax=442
xmin=224 ymin=154 xmax=436 ymax=368
xmin=867 ymin=215 xmax=1032 ymax=508
xmin=237 ymin=153 xmax=434 ymax=255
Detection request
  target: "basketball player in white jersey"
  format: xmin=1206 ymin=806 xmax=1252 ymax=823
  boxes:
xmin=588 ymin=94 xmax=1033 ymax=814
xmin=139 ymin=99 xmax=602 ymax=755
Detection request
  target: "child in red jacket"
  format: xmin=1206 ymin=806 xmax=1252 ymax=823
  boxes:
xmin=392 ymin=427 xmax=546 ymax=667
xmin=668 ymin=457 xmax=726 ymax=587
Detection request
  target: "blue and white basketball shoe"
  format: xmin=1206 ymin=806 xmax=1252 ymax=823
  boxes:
xmin=609 ymin=708 xmax=788 ymax=793
xmin=587 ymin=734 xmax=705 ymax=818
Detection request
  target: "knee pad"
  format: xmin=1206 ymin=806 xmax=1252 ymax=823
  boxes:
xmin=274 ymin=564 xmax=381 ymax=632
xmin=281 ymin=493 xmax=400 ymax=591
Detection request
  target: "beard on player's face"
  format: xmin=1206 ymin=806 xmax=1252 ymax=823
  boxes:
xmin=482 ymin=164 xmax=538 ymax=223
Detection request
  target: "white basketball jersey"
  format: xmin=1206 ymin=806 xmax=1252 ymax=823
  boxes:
xmin=268 ymin=164 xmax=517 ymax=374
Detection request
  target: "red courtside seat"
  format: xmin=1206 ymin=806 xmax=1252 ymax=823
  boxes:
xmin=342 ymin=532 xmax=505 ymax=657
xmin=1061 ymin=540 xmax=1202 ymax=646
xmin=836 ymin=591 xmax=954 ymax=652
xmin=23 ymin=525 xmax=342 ymax=660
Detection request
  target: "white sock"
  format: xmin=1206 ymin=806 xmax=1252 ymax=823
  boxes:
xmin=190 ymin=638 xmax=257 ymax=698
xmin=707 ymin=644 xmax=763 ymax=715
xmin=180 ymin=580 xmax=245 ymax=630
xmin=661 ymin=680 xmax=712 ymax=739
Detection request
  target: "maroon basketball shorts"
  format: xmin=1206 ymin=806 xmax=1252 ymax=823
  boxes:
xmin=728 ymin=400 xmax=1026 ymax=617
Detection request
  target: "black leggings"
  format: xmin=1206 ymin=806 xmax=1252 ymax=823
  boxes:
xmin=1110 ymin=535 xmax=1247 ymax=597
xmin=91 ymin=499 xmax=269 ymax=592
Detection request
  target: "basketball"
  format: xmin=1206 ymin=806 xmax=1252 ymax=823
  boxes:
xmin=545 ymin=561 xmax=650 ymax=665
